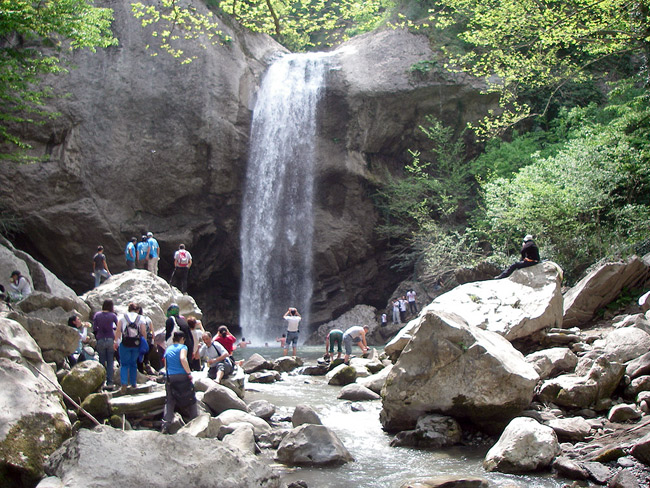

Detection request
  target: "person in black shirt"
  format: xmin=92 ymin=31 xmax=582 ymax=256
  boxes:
xmin=496 ymin=234 xmax=541 ymax=279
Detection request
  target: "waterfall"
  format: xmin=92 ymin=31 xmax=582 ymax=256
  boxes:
xmin=239 ymin=53 xmax=330 ymax=342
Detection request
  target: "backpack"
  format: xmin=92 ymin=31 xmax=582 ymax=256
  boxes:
xmin=121 ymin=315 xmax=141 ymax=348
xmin=177 ymin=250 xmax=189 ymax=265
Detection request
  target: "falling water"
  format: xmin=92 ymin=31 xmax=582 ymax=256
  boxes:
xmin=240 ymin=53 xmax=331 ymax=342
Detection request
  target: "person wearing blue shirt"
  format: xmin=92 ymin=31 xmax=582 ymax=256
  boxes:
xmin=146 ymin=231 xmax=160 ymax=275
xmin=136 ymin=235 xmax=149 ymax=269
xmin=162 ymin=331 xmax=197 ymax=433
xmin=124 ymin=237 xmax=137 ymax=270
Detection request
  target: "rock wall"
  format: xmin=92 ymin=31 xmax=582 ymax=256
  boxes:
xmin=0 ymin=2 xmax=497 ymax=331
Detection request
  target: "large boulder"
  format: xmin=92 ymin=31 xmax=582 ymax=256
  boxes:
xmin=45 ymin=426 xmax=280 ymax=487
xmin=0 ymin=318 xmax=71 ymax=486
xmin=81 ymin=270 xmax=201 ymax=329
xmin=276 ymin=424 xmax=354 ymax=466
xmin=427 ymin=261 xmax=563 ymax=342
xmin=357 ymin=363 xmax=393 ymax=394
xmin=202 ymin=383 xmax=248 ymax=416
xmin=7 ymin=312 xmax=80 ymax=363
xmin=60 ymin=360 xmax=106 ymax=404
xmin=380 ymin=310 xmax=539 ymax=432
xmin=483 ymin=417 xmax=560 ymax=473
xmin=390 ymin=413 xmax=462 ymax=449
xmin=109 ymin=390 xmax=166 ymax=416
xmin=596 ymin=327 xmax=650 ymax=363
xmin=563 ymin=256 xmax=650 ymax=328
xmin=537 ymin=355 xmax=625 ymax=409
xmin=15 ymin=291 xmax=91 ymax=322
xmin=525 ymin=347 xmax=578 ymax=380
xmin=212 ymin=409 xmax=271 ymax=438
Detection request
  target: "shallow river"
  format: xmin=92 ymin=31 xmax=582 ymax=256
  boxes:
xmin=234 ymin=346 xmax=567 ymax=488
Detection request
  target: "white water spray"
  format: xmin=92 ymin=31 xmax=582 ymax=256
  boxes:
xmin=240 ymin=53 xmax=331 ymax=342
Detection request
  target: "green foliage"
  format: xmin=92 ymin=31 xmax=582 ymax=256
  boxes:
xmin=474 ymin=79 xmax=650 ymax=281
xmin=426 ymin=0 xmax=650 ymax=136
xmin=0 ymin=0 xmax=117 ymax=155
xmin=375 ymin=116 xmax=483 ymax=278
xmin=133 ymin=0 xmax=392 ymax=54
xmin=131 ymin=0 xmax=231 ymax=63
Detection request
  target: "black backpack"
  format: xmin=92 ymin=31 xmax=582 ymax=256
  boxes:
xmin=122 ymin=315 xmax=141 ymax=348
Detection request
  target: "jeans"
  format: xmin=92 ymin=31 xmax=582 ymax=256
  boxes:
xmin=408 ymin=301 xmax=417 ymax=314
xmin=94 ymin=269 xmax=109 ymax=288
xmin=96 ymin=337 xmax=115 ymax=385
xmin=119 ymin=344 xmax=139 ymax=387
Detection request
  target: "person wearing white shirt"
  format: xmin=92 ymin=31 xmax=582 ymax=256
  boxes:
xmin=283 ymin=307 xmax=301 ymax=356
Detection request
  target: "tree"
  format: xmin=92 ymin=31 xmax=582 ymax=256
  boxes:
xmin=428 ymin=0 xmax=650 ymax=136
xmin=132 ymin=0 xmax=390 ymax=54
xmin=0 ymin=0 xmax=117 ymax=156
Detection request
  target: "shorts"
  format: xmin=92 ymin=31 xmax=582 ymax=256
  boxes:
xmin=343 ymin=334 xmax=361 ymax=355
xmin=328 ymin=330 xmax=343 ymax=353
xmin=286 ymin=330 xmax=299 ymax=347
xmin=208 ymin=359 xmax=234 ymax=379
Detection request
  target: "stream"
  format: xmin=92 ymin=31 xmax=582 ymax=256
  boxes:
xmin=234 ymin=346 xmax=567 ymax=488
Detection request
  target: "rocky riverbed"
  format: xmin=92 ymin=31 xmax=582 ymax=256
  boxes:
xmin=3 ymin=238 xmax=650 ymax=488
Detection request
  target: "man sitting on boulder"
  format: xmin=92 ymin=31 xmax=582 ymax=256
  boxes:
xmin=199 ymin=332 xmax=233 ymax=384
xmin=496 ymin=234 xmax=541 ymax=279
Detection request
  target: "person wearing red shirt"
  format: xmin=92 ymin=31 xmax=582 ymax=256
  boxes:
xmin=215 ymin=325 xmax=237 ymax=355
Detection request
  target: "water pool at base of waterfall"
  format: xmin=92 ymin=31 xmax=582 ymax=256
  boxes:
xmin=236 ymin=346 xmax=567 ymax=488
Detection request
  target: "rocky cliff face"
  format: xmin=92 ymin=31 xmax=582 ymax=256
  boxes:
xmin=0 ymin=2 xmax=496 ymax=331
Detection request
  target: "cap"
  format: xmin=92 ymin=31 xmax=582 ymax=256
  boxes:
xmin=523 ymin=234 xmax=533 ymax=242
xmin=166 ymin=303 xmax=179 ymax=317
xmin=147 ymin=232 xmax=153 ymax=237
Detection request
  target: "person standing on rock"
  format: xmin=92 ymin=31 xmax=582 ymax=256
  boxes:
xmin=407 ymin=290 xmax=418 ymax=315
xmin=399 ymin=296 xmax=408 ymax=323
xmin=199 ymin=332 xmax=233 ymax=383
xmin=124 ymin=237 xmax=137 ymax=270
xmin=496 ymin=234 xmax=541 ymax=279
xmin=136 ymin=235 xmax=149 ymax=269
xmin=115 ymin=302 xmax=147 ymax=394
xmin=146 ymin=231 xmax=160 ymax=275
xmin=137 ymin=306 xmax=156 ymax=373
xmin=324 ymin=328 xmax=344 ymax=361
xmin=162 ymin=331 xmax=197 ymax=433
xmin=342 ymin=325 xmax=369 ymax=364
xmin=172 ymin=244 xmax=192 ymax=293
xmin=92 ymin=246 xmax=111 ymax=288
xmin=283 ymin=307 xmax=301 ymax=357
xmin=392 ymin=299 xmax=400 ymax=324
xmin=93 ymin=299 xmax=118 ymax=390
xmin=381 ymin=313 xmax=388 ymax=327
xmin=187 ymin=316 xmax=204 ymax=371
xmin=165 ymin=303 xmax=193 ymax=358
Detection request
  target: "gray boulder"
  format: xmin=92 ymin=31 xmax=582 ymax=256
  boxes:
xmin=177 ymin=413 xmax=221 ymax=438
xmin=626 ymin=351 xmax=650 ymax=379
xmin=81 ymin=270 xmax=201 ymax=329
xmin=398 ymin=476 xmax=489 ymax=488
xmin=249 ymin=370 xmax=281 ymax=383
xmin=45 ymin=426 xmax=279 ymax=487
xmin=272 ymin=355 xmax=304 ymax=372
xmin=109 ymin=390 xmax=166 ymax=417
xmin=212 ymin=409 xmax=271 ymax=438
xmin=537 ymin=355 xmax=625 ymax=409
xmin=222 ymin=424 xmax=256 ymax=454
xmin=630 ymin=432 xmax=650 ymax=465
xmin=337 ymin=383 xmax=380 ymax=401
xmin=16 ymin=291 xmax=91 ymax=321
xmin=0 ymin=318 xmax=72 ymax=485
xmin=525 ymin=347 xmax=578 ymax=380
xmin=8 ymin=312 xmax=80 ymax=364
xmin=483 ymin=417 xmax=560 ymax=473
xmin=608 ymin=404 xmax=643 ymax=423
xmin=357 ymin=363 xmax=393 ymax=394
xmin=202 ymin=383 xmax=248 ymax=416
xmin=243 ymin=353 xmax=272 ymax=374
xmin=428 ymin=261 xmax=563 ymax=341
xmin=326 ymin=364 xmax=357 ymax=386
xmin=390 ymin=414 xmax=462 ymax=449
xmin=563 ymin=256 xmax=649 ymax=328
xmin=247 ymin=399 xmax=276 ymax=420
xmin=596 ymin=326 xmax=650 ymax=363
xmin=292 ymin=404 xmax=322 ymax=427
xmin=276 ymin=424 xmax=354 ymax=466
xmin=60 ymin=360 xmax=106 ymax=403
xmin=545 ymin=417 xmax=592 ymax=442
xmin=380 ymin=310 xmax=539 ymax=432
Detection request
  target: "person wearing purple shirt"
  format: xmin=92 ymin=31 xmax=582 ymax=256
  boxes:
xmin=93 ymin=299 xmax=118 ymax=389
